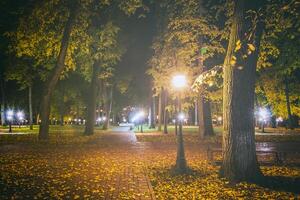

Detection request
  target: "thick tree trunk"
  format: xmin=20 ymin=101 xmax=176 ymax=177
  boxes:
xmin=284 ymin=76 xmax=294 ymax=129
xmin=158 ymin=90 xmax=162 ymax=131
xmin=28 ymin=86 xmax=33 ymax=130
xmin=220 ymin=0 xmax=263 ymax=182
xmin=84 ymin=63 xmax=99 ymax=135
xmin=198 ymin=97 xmax=214 ymax=138
xmin=163 ymin=90 xmax=168 ymax=134
xmin=197 ymin=49 xmax=214 ymax=137
xmin=38 ymin=4 xmax=78 ymax=140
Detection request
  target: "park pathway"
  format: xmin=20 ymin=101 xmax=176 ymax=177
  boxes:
xmin=100 ymin=126 xmax=156 ymax=200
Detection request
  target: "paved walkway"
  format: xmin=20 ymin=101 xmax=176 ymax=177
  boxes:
xmin=101 ymin=126 xmax=155 ymax=200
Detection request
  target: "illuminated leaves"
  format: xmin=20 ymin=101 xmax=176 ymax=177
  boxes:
xmin=235 ymin=40 xmax=241 ymax=52
xmin=0 ymin=129 xmax=299 ymax=199
xmin=230 ymin=55 xmax=237 ymax=66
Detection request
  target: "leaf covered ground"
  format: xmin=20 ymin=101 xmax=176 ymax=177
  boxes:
xmin=0 ymin=126 xmax=299 ymax=199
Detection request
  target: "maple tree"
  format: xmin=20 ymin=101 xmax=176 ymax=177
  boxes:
xmin=148 ymin=0 xmax=224 ymax=137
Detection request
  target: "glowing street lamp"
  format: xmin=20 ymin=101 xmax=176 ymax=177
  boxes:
xmin=172 ymin=74 xmax=188 ymax=173
xmin=178 ymin=113 xmax=185 ymax=121
xmin=16 ymin=111 xmax=24 ymax=128
xmin=131 ymin=111 xmax=145 ymax=132
xmin=258 ymin=107 xmax=270 ymax=133
xmin=172 ymin=75 xmax=187 ymax=89
xmin=6 ymin=110 xmax=14 ymax=133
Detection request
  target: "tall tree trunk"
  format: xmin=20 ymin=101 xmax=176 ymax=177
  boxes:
xmin=158 ymin=90 xmax=162 ymax=131
xmin=197 ymin=46 xmax=214 ymax=137
xmin=198 ymin=98 xmax=214 ymax=138
xmin=284 ymin=76 xmax=293 ymax=129
xmin=28 ymin=86 xmax=33 ymax=130
xmin=150 ymin=95 xmax=156 ymax=128
xmin=220 ymin=0 xmax=263 ymax=182
xmin=38 ymin=4 xmax=78 ymax=140
xmin=36 ymin=114 xmax=40 ymax=125
xmin=104 ymin=86 xmax=113 ymax=130
xmin=163 ymin=90 xmax=168 ymax=134
xmin=194 ymin=101 xmax=198 ymax=126
xmin=0 ymin=77 xmax=6 ymax=126
xmin=84 ymin=63 xmax=99 ymax=135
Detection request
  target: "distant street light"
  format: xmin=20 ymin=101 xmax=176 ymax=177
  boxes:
xmin=172 ymin=74 xmax=188 ymax=173
xmin=131 ymin=110 xmax=145 ymax=132
xmin=6 ymin=110 xmax=14 ymax=133
xmin=258 ymin=107 xmax=270 ymax=133
xmin=16 ymin=111 xmax=24 ymax=128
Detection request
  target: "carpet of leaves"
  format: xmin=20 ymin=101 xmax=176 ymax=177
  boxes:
xmin=0 ymin=131 xmax=150 ymax=200
xmin=0 ymin=130 xmax=300 ymax=199
xmin=144 ymin=145 xmax=300 ymax=200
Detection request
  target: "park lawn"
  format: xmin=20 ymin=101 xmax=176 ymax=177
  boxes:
xmin=135 ymin=125 xmax=300 ymax=143
xmin=0 ymin=125 xmax=110 ymax=145
xmin=134 ymin=124 xmax=222 ymax=134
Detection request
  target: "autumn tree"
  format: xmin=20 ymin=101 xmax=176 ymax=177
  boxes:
xmin=149 ymin=0 xmax=224 ymax=136
xmin=220 ymin=0 xmax=265 ymax=182
xmin=5 ymin=58 xmax=37 ymax=129
xmin=256 ymin=0 xmax=300 ymax=128
xmin=83 ymin=1 xmax=145 ymax=135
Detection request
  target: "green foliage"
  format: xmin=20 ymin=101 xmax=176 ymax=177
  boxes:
xmin=148 ymin=0 xmax=225 ymax=112
xmin=255 ymin=0 xmax=300 ymax=118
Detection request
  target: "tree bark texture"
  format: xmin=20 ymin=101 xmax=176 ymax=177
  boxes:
xmin=39 ymin=4 xmax=78 ymax=140
xmin=198 ymin=98 xmax=214 ymax=138
xmin=197 ymin=44 xmax=214 ymax=137
xmin=220 ymin=0 xmax=264 ymax=182
xmin=84 ymin=63 xmax=100 ymax=135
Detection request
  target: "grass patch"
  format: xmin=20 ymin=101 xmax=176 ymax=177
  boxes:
xmin=0 ymin=125 xmax=109 ymax=145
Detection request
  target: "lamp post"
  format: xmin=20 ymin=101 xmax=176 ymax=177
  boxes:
xmin=6 ymin=110 xmax=14 ymax=133
xmin=172 ymin=74 xmax=188 ymax=173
